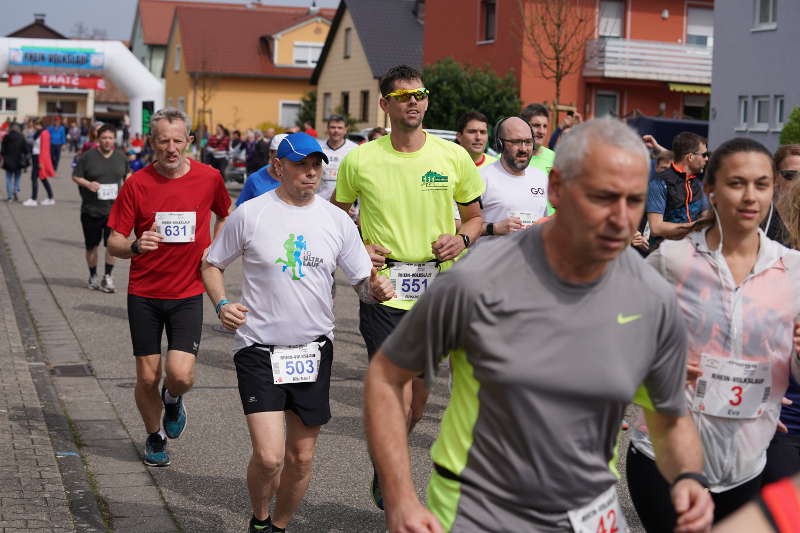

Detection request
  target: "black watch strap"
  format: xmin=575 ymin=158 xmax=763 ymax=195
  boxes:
xmin=131 ymin=239 xmax=142 ymax=255
xmin=458 ymin=233 xmax=470 ymax=249
xmin=486 ymin=222 xmax=494 ymax=236
xmin=672 ymin=472 xmax=710 ymax=490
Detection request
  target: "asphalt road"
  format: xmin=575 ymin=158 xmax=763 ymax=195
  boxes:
xmin=4 ymin=157 xmax=645 ymax=532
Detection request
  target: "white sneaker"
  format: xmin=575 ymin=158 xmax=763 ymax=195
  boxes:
xmin=41 ymin=198 xmax=55 ymax=206
xmin=100 ymin=274 xmax=115 ymax=293
xmin=88 ymin=275 xmax=100 ymax=290
xmin=22 ymin=199 xmax=38 ymax=207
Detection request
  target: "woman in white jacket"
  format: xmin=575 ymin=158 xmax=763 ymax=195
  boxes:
xmin=627 ymin=137 xmax=800 ymax=531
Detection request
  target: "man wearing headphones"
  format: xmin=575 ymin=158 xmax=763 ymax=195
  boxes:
xmin=479 ymin=117 xmax=549 ymax=238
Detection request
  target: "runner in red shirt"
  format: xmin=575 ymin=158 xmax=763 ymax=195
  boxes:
xmin=108 ymin=108 xmax=231 ymax=467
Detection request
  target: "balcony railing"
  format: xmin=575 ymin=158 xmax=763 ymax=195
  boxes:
xmin=583 ymin=38 xmax=712 ymax=84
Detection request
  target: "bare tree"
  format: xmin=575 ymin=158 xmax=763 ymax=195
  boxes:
xmin=190 ymin=44 xmax=218 ymax=141
xmin=516 ymin=0 xmax=595 ymax=116
xmin=71 ymin=22 xmax=108 ymax=40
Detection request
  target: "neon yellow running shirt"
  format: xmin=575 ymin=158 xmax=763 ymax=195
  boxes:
xmin=336 ymin=133 xmax=485 ymax=310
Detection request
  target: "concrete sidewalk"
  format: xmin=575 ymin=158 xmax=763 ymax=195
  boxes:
xmin=0 ymin=221 xmax=76 ymax=531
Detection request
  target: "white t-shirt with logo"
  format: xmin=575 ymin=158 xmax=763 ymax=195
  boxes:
xmin=480 ymin=160 xmax=549 ymax=227
xmin=318 ymin=138 xmax=359 ymax=202
xmin=207 ymin=189 xmax=372 ymax=350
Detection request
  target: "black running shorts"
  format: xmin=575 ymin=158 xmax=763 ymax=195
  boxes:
xmin=234 ymin=337 xmax=333 ymax=426
xmin=358 ymin=302 xmax=407 ymax=360
xmin=80 ymin=213 xmax=111 ymax=250
xmin=127 ymin=294 xmax=203 ymax=356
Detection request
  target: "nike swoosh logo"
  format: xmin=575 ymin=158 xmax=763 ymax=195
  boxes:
xmin=617 ymin=313 xmax=642 ymax=325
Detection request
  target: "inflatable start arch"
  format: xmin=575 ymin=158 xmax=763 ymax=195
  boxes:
xmin=0 ymin=37 xmax=163 ymax=136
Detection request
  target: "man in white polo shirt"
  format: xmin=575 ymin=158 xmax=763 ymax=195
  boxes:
xmin=480 ymin=116 xmax=549 ymax=238
xmin=202 ymin=132 xmax=394 ymax=533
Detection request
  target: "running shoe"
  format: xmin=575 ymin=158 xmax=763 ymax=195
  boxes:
xmin=100 ymin=274 xmax=115 ymax=293
xmin=143 ymin=433 xmax=170 ymax=467
xmin=87 ymin=275 xmax=100 ymax=290
xmin=162 ymin=386 xmax=187 ymax=439
xmin=248 ymin=516 xmax=273 ymax=532
xmin=371 ymin=470 xmax=384 ymax=510
xmin=41 ymin=198 xmax=55 ymax=206
xmin=22 ymin=199 xmax=37 ymax=207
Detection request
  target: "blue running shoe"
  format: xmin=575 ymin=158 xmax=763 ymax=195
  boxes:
xmin=371 ymin=469 xmax=384 ymax=511
xmin=162 ymin=386 xmax=187 ymax=439
xmin=144 ymin=433 xmax=170 ymax=467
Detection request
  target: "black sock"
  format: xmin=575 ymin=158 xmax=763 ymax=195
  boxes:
xmin=89 ymin=266 xmax=97 ymax=277
xmin=272 ymin=526 xmax=285 ymax=532
xmin=105 ymin=263 xmax=114 ymax=276
xmin=250 ymin=515 xmax=271 ymax=529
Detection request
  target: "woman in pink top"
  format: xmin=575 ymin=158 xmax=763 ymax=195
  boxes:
xmin=627 ymin=138 xmax=800 ymax=531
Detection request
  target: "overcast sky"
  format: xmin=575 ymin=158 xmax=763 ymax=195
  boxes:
xmin=0 ymin=0 xmax=339 ymax=41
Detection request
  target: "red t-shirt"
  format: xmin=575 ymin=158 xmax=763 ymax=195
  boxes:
xmin=107 ymin=160 xmax=231 ymax=299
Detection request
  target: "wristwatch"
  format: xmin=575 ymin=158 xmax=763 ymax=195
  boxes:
xmin=130 ymin=239 xmax=142 ymax=255
xmin=458 ymin=233 xmax=471 ymax=249
xmin=672 ymin=472 xmax=710 ymax=490
xmin=486 ymin=222 xmax=494 ymax=236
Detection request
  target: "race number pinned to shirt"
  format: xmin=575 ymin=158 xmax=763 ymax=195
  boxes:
xmin=509 ymin=210 xmax=537 ymax=227
xmin=692 ymin=353 xmax=771 ymax=419
xmin=271 ymin=341 xmax=324 ymax=384
xmin=97 ymin=183 xmax=118 ymax=200
xmin=568 ymin=484 xmax=627 ymax=533
xmin=388 ymin=262 xmax=438 ymax=301
xmin=155 ymin=212 xmax=196 ymax=243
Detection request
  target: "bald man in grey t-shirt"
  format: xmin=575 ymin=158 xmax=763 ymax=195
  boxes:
xmin=365 ymin=118 xmax=714 ymax=533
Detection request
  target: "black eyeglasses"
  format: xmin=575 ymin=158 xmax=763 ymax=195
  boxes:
xmin=778 ymin=169 xmax=800 ymax=180
xmin=693 ymin=151 xmax=711 ymax=158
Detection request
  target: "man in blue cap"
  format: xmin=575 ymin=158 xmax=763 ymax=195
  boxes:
xmin=202 ymin=132 xmax=395 ymax=533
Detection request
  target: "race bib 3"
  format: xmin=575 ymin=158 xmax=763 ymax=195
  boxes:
xmin=692 ymin=353 xmax=771 ymax=419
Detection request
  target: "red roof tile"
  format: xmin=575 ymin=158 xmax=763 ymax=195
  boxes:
xmin=173 ymin=5 xmax=333 ymax=78
xmin=137 ymin=0 xmax=333 ymax=46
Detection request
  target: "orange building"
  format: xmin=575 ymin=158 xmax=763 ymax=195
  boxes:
xmin=423 ymin=0 xmax=713 ymax=128
xmin=163 ymin=3 xmax=334 ymax=131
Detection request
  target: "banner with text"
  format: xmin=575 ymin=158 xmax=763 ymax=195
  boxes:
xmin=8 ymin=73 xmax=106 ymax=90
xmin=7 ymin=46 xmax=105 ymax=71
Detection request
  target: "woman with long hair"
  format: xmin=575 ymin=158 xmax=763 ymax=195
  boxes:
xmin=762 ymin=144 xmax=800 ymax=485
xmin=626 ymin=138 xmax=800 ymax=530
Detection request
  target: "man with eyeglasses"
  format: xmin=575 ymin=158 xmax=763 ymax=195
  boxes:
xmin=478 ymin=116 xmax=549 ymax=238
xmin=646 ymin=131 xmax=710 ymax=242
xmin=333 ymin=64 xmax=485 ymax=511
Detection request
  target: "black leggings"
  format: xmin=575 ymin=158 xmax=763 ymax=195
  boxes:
xmin=626 ymin=445 xmax=762 ymax=532
xmin=30 ymin=158 xmax=53 ymax=200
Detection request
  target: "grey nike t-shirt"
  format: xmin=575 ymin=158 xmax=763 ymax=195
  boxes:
xmin=382 ymin=224 xmax=688 ymax=531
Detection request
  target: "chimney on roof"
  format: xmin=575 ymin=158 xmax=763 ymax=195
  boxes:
xmin=34 ymin=13 xmax=46 ymax=24
xmin=309 ymin=1 xmax=319 ymax=15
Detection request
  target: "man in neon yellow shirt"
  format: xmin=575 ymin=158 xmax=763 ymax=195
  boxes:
xmin=333 ymin=64 xmax=485 ymax=511
xmin=455 ymin=111 xmax=496 ymax=168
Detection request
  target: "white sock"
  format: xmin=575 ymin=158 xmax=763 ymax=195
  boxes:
xmin=158 ymin=429 xmax=167 ymax=440
xmin=163 ymin=388 xmax=180 ymax=404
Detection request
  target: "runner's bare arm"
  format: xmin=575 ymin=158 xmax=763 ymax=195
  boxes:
xmin=108 ymin=226 xmax=163 ymax=259
xmin=212 ymin=215 xmax=228 ymax=240
xmin=433 ymin=202 xmax=482 ymax=261
xmin=201 ymin=259 xmax=248 ymax=330
xmin=646 ymin=410 xmax=714 ymax=533
xmin=72 ymin=175 xmax=100 ymax=192
xmin=330 ymin=188 xmax=352 ymax=213
xmin=354 ymin=267 xmax=396 ymax=303
xmin=647 ymin=213 xmax=694 ymax=240
xmin=365 ymin=351 xmax=444 ymax=533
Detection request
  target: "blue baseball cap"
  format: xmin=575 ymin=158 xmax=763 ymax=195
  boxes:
xmin=277 ymin=132 xmax=329 ymax=163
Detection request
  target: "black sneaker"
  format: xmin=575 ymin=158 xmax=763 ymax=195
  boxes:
xmin=248 ymin=515 xmax=273 ymax=533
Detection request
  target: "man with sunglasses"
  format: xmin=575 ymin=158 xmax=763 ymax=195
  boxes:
xmin=646 ymin=131 xmax=710 ymax=243
xmin=333 ymin=64 xmax=485 ymax=510
xmin=479 ymin=116 xmax=549 ymax=238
